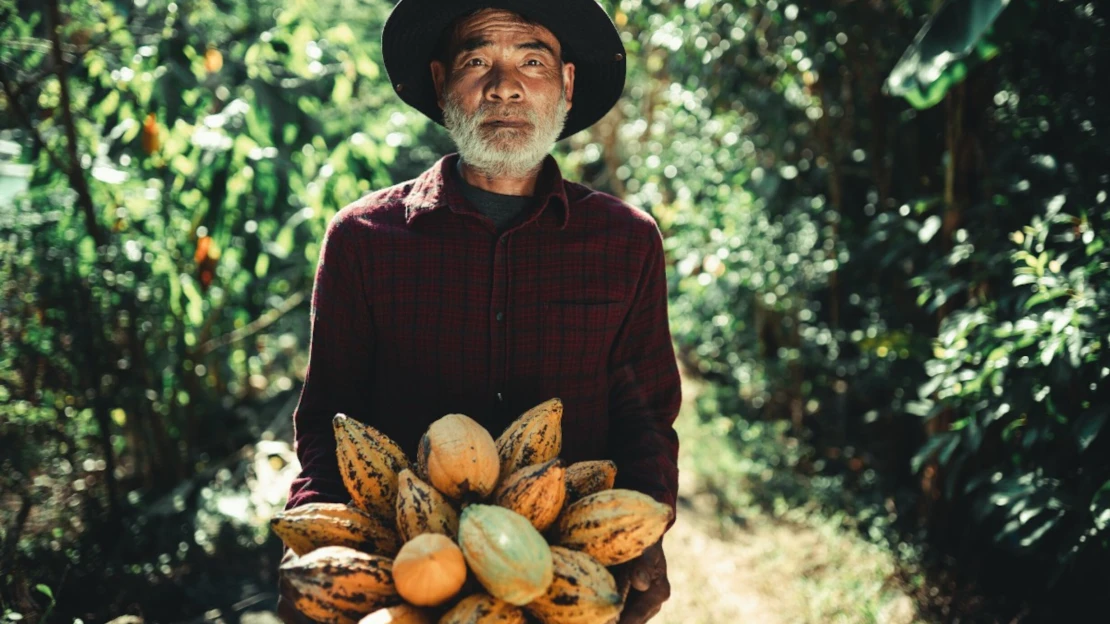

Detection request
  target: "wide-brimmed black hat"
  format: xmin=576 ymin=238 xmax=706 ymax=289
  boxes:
xmin=382 ymin=0 xmax=627 ymax=141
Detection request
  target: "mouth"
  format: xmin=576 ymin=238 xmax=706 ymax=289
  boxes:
xmin=482 ymin=119 xmax=531 ymax=129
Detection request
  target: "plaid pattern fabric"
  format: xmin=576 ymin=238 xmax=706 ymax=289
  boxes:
xmin=286 ymin=153 xmax=682 ymax=518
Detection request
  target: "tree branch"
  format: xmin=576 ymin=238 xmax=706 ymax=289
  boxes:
xmin=45 ymin=0 xmax=103 ymax=246
xmin=193 ymin=290 xmax=307 ymax=357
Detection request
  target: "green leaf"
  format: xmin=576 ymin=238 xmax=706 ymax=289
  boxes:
xmin=180 ymin=275 xmax=205 ymax=326
xmin=332 ymin=75 xmax=353 ymax=106
xmin=1018 ymin=511 xmax=1061 ymax=547
xmin=911 ymin=434 xmax=950 ymax=474
xmin=885 ymin=0 xmax=1012 ymax=108
xmin=1040 ymin=337 xmax=1059 ymax=367
xmin=34 ymin=585 xmax=53 ymax=601
xmin=1090 ymin=481 xmax=1110 ymax=531
xmin=1076 ymin=410 xmax=1108 ymax=452
xmin=254 ymin=253 xmax=270 ymax=278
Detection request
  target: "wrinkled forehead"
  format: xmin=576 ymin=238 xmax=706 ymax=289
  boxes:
xmin=445 ymin=8 xmax=563 ymax=58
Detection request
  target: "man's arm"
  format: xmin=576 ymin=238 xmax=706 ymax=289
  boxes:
xmin=285 ymin=210 xmax=375 ymax=510
xmin=606 ymin=221 xmax=682 ymax=522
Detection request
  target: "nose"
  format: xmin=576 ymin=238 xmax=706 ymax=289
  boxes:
xmin=483 ymin=65 xmax=523 ymax=103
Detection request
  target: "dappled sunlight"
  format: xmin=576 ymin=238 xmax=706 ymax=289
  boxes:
xmin=2 ymin=0 xmax=1107 ymax=622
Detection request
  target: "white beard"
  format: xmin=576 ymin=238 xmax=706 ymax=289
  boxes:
xmin=443 ymin=89 xmax=568 ymax=179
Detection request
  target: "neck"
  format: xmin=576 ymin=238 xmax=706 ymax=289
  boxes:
xmin=457 ymin=158 xmax=542 ymax=196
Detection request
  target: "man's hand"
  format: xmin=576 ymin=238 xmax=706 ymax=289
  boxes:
xmin=276 ymin=548 xmax=317 ymax=624
xmin=612 ymin=542 xmax=670 ymax=624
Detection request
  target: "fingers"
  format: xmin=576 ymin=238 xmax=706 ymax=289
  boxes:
xmin=618 ymin=575 xmax=671 ymax=624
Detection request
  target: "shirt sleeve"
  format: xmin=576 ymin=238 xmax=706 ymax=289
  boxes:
xmin=606 ymin=221 xmax=682 ymax=528
xmin=285 ymin=211 xmax=374 ymax=510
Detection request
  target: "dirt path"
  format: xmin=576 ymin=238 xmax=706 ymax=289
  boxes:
xmin=655 ymin=496 xmax=785 ymax=624
xmin=649 ymin=368 xmax=921 ymax=624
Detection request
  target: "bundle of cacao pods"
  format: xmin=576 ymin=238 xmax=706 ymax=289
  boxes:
xmin=271 ymin=398 xmax=673 ymax=624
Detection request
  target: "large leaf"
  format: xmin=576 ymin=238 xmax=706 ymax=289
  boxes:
xmin=1092 ymin=481 xmax=1110 ymax=531
xmin=884 ymin=0 xmax=1013 ymax=109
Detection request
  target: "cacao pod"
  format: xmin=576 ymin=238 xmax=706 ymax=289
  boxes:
xmin=271 ymin=502 xmax=401 ymax=556
xmin=526 ymin=546 xmax=622 ymax=624
xmin=280 ymin=545 xmax=399 ymax=624
xmin=492 ymin=459 xmax=566 ymax=533
xmin=439 ymin=593 xmax=526 ymax=624
xmin=494 ymin=398 xmax=562 ymax=479
xmin=457 ymin=504 xmax=553 ymax=606
xmin=419 ymin=414 xmax=500 ymax=500
xmin=554 ymin=489 xmax=672 ymax=566
xmin=334 ymin=414 xmax=409 ymax=520
xmin=395 ymin=468 xmax=460 ymax=542
xmin=392 ymin=533 xmax=467 ymax=607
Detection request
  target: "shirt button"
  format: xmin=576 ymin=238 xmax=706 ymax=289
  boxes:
xmin=496 ymin=311 xmax=504 ymax=322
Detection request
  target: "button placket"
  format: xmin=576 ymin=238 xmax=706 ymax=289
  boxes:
xmin=489 ymin=233 xmax=509 ymax=401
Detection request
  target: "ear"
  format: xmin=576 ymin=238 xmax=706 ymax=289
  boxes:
xmin=562 ymin=61 xmax=575 ymax=112
xmin=431 ymin=60 xmax=448 ymax=110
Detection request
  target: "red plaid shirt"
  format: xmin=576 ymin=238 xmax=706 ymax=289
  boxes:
xmin=285 ymin=154 xmax=682 ymax=519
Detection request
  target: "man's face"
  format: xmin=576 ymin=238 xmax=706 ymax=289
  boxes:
xmin=431 ymin=9 xmax=576 ymax=178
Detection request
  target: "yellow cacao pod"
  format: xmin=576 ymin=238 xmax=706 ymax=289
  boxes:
xmin=458 ymin=504 xmax=553 ymax=606
xmin=359 ymin=604 xmax=435 ymax=624
xmin=395 ymin=469 xmax=459 ymax=542
xmin=555 ymin=489 xmax=672 ymax=566
xmin=419 ymin=414 xmax=500 ymax=500
xmin=492 ymin=459 xmax=566 ymax=532
xmin=438 ymin=593 xmax=526 ymax=624
xmin=280 ymin=545 xmax=399 ymax=624
xmin=271 ymin=502 xmax=401 ymax=556
xmin=563 ymin=460 xmax=617 ymax=503
xmin=494 ymin=398 xmax=562 ymax=479
xmin=526 ymin=546 xmax=622 ymax=624
xmin=392 ymin=533 xmax=468 ymax=607
xmin=334 ymin=414 xmax=409 ymax=520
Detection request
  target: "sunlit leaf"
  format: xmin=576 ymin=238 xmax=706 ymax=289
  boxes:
xmin=1076 ymin=411 xmax=1108 ymax=452
xmin=1092 ymin=481 xmax=1110 ymax=531
xmin=885 ymin=0 xmax=1013 ymax=108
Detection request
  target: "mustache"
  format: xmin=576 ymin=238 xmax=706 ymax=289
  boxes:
xmin=475 ymin=103 xmax=538 ymax=124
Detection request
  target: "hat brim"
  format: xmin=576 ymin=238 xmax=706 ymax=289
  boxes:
xmin=382 ymin=0 xmax=626 ymax=141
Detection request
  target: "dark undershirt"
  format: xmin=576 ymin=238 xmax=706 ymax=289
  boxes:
xmin=455 ymin=160 xmax=536 ymax=233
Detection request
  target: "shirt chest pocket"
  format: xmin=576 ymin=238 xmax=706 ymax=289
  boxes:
xmin=539 ymin=300 xmax=627 ymax=384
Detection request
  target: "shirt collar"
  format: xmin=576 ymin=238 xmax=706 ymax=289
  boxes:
xmin=403 ymin=153 xmax=571 ymax=230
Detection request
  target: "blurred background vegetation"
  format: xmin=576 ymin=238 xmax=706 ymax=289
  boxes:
xmin=1 ymin=0 xmax=1107 ymax=622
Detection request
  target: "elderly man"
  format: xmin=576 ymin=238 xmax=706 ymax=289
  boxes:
xmin=278 ymin=1 xmax=681 ymax=622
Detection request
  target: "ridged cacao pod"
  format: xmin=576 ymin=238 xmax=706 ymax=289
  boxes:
xmin=457 ymin=504 xmax=553 ymax=606
xmin=334 ymin=414 xmax=410 ymax=520
xmin=563 ymin=460 xmax=617 ymax=503
xmin=554 ymin=489 xmax=672 ymax=566
xmin=494 ymin=398 xmax=562 ymax=480
xmin=271 ymin=502 xmax=401 ymax=556
xmin=418 ymin=414 xmax=500 ymax=500
xmin=492 ymin=459 xmax=566 ymax=532
xmin=439 ymin=593 xmax=526 ymax=624
xmin=280 ymin=545 xmax=399 ymax=624
xmin=392 ymin=533 xmax=468 ymax=607
xmin=526 ymin=546 xmax=622 ymax=624
xmin=395 ymin=469 xmax=460 ymax=542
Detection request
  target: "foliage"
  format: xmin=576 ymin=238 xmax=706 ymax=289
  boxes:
xmin=573 ymin=0 xmax=1110 ymax=618
xmin=0 ymin=0 xmax=428 ymax=619
xmin=1 ymin=0 xmax=1108 ymax=620
xmin=885 ymin=0 xmax=1031 ymax=108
